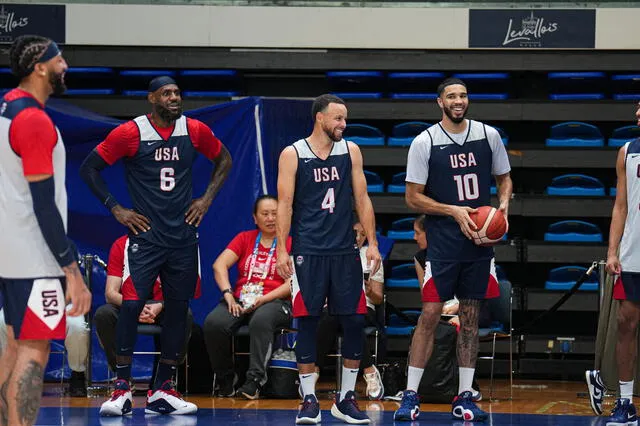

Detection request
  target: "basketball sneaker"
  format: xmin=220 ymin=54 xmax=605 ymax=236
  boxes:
xmin=99 ymin=379 xmax=133 ymax=416
xmin=606 ymin=398 xmax=637 ymax=426
xmin=393 ymin=390 xmax=420 ymax=421
xmin=296 ymin=394 xmax=321 ymax=424
xmin=363 ymin=365 xmax=384 ymax=400
xmin=586 ymin=369 xmax=605 ymax=416
xmin=452 ymin=390 xmax=489 ymax=422
xmin=145 ymin=380 xmax=197 ymax=415
xmin=330 ymin=390 xmax=370 ymax=424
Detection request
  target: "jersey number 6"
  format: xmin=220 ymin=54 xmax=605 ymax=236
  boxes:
xmin=160 ymin=167 xmax=175 ymax=192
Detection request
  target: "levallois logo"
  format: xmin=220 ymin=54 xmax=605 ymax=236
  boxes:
xmin=502 ymin=11 xmax=559 ymax=47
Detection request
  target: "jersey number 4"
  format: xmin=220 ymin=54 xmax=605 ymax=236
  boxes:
xmin=453 ymin=173 xmax=479 ymax=201
xmin=160 ymin=167 xmax=175 ymax=191
xmin=321 ymin=187 xmax=335 ymax=213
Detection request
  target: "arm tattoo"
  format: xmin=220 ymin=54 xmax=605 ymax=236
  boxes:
xmin=0 ymin=373 xmax=10 ymax=426
xmin=457 ymin=299 xmax=482 ymax=368
xmin=15 ymin=360 xmax=43 ymax=425
xmin=202 ymin=146 xmax=232 ymax=204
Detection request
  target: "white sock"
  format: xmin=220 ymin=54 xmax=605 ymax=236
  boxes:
xmin=620 ymin=380 xmax=634 ymax=402
xmin=459 ymin=367 xmax=475 ymax=395
xmin=300 ymin=372 xmax=317 ymax=397
xmin=339 ymin=367 xmax=359 ymax=402
xmin=407 ymin=366 xmax=425 ymax=392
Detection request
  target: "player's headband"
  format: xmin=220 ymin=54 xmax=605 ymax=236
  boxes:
xmin=148 ymin=76 xmax=177 ymax=93
xmin=36 ymin=41 xmax=61 ymax=65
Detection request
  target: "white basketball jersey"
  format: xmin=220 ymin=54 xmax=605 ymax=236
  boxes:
xmin=620 ymin=140 xmax=640 ymax=273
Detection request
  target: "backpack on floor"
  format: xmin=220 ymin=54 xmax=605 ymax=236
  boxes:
xmin=264 ymin=349 xmax=299 ymax=399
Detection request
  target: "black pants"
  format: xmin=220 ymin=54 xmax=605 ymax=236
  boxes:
xmin=315 ymin=307 xmax=378 ymax=371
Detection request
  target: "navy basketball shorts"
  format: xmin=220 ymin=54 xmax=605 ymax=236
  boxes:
xmin=614 ymin=272 xmax=640 ymax=301
xmin=124 ymin=238 xmax=199 ymax=302
xmin=291 ymin=252 xmax=367 ymax=317
xmin=0 ymin=276 xmax=66 ymax=340
xmin=421 ymin=258 xmax=500 ymax=303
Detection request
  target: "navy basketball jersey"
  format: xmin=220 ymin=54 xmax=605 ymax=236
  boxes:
xmin=290 ymin=139 xmax=355 ymax=255
xmin=125 ymin=115 xmax=199 ymax=247
xmin=422 ymin=121 xmax=499 ymax=261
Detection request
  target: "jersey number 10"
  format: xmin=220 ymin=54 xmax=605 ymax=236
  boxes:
xmin=453 ymin=173 xmax=479 ymax=201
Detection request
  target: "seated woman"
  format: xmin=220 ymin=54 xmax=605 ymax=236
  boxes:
xmin=204 ymin=195 xmax=292 ymax=400
xmin=315 ymin=221 xmax=385 ymax=400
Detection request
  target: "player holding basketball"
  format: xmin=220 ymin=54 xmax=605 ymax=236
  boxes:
xmin=586 ymin=102 xmax=640 ymax=425
xmin=276 ymin=94 xmax=381 ymax=424
xmin=80 ymin=76 xmax=231 ymax=416
xmin=0 ymin=35 xmax=91 ymax=426
xmin=394 ymin=78 xmax=512 ymax=422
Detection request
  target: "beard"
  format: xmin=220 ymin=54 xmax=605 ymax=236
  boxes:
xmin=443 ymin=105 xmax=467 ymax=124
xmin=154 ymin=102 xmax=183 ymax=123
xmin=49 ymin=71 xmax=66 ymax=96
xmin=323 ymin=125 xmax=343 ymax=142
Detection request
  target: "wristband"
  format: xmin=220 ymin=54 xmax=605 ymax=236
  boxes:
xmin=222 ymin=288 xmax=233 ymax=296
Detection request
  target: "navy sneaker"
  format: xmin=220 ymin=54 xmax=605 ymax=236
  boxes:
xmin=296 ymin=394 xmax=321 ymax=424
xmin=606 ymin=398 xmax=637 ymax=426
xmin=330 ymin=390 xmax=370 ymax=424
xmin=452 ymin=390 xmax=488 ymax=422
xmin=585 ymin=370 xmax=605 ymax=416
xmin=99 ymin=379 xmax=133 ymax=416
xmin=393 ymin=390 xmax=420 ymax=421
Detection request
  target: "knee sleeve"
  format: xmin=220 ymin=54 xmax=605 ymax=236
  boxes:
xmin=339 ymin=314 xmax=365 ymax=360
xmin=159 ymin=299 xmax=189 ymax=362
xmin=295 ymin=316 xmax=320 ymax=364
xmin=116 ymin=300 xmax=146 ymax=357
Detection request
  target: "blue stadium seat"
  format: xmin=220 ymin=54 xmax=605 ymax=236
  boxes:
xmin=326 ymin=71 xmax=383 ymax=99
xmin=612 ymin=74 xmax=640 ymax=101
xmin=544 ymin=220 xmax=603 ymax=243
xmin=386 ymin=310 xmax=421 ymax=336
xmin=451 ymin=73 xmax=510 ymax=99
xmin=387 ymin=173 xmax=406 ymax=193
xmin=609 ymin=125 xmax=640 ymax=147
xmin=387 ymin=72 xmax=445 ymax=100
xmin=179 ymin=70 xmax=241 ymax=97
xmin=610 ymin=187 xmax=617 ymax=196
xmin=490 ymin=176 xmax=497 ymax=195
xmin=387 ymin=121 xmax=431 ymax=147
xmin=546 ymin=174 xmax=605 ymax=196
xmin=387 ymin=218 xmax=415 ymax=240
xmin=545 ymin=122 xmax=604 ymax=147
xmin=63 ymin=67 xmax=115 ymax=96
xmin=377 ymin=234 xmax=395 ymax=262
xmin=493 ymin=126 xmax=509 ymax=145
xmin=545 ymin=266 xmax=599 ymax=291
xmin=386 ymin=263 xmax=420 ymax=289
xmin=548 ymin=72 xmax=606 ymax=100
xmin=364 ymin=170 xmax=384 ymax=193
xmin=120 ymin=70 xmax=177 ymax=96
xmin=343 ymin=124 xmax=385 ymax=146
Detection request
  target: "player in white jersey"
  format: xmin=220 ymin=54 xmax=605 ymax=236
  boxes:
xmin=0 ymin=35 xmax=90 ymax=426
xmin=587 ymin=102 xmax=640 ymax=425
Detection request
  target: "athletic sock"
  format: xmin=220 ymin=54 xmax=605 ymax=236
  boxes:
xmin=620 ymin=380 xmax=634 ymax=402
xmin=407 ymin=366 xmax=425 ymax=393
xmin=339 ymin=367 xmax=359 ymax=402
xmin=459 ymin=367 xmax=475 ymax=395
xmin=300 ymin=372 xmax=317 ymax=397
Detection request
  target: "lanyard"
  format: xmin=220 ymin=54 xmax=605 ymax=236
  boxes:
xmin=246 ymin=232 xmax=277 ymax=281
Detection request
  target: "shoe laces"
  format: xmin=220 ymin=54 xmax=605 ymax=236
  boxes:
xmin=611 ymin=399 xmax=626 ymax=416
xmin=158 ymin=381 xmax=183 ymax=399
xmin=301 ymin=396 xmax=317 ymax=411
xmin=109 ymin=388 xmax=129 ymax=401
xmin=364 ymin=373 xmax=380 ymax=389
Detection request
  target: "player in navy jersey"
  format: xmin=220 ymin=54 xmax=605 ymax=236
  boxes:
xmin=0 ymin=35 xmax=91 ymax=426
xmin=80 ymin=76 xmax=231 ymax=416
xmin=276 ymin=94 xmax=381 ymax=424
xmin=394 ymin=78 xmax=512 ymax=422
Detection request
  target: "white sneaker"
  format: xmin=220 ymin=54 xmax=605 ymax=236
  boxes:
xmin=99 ymin=379 xmax=133 ymax=416
xmin=363 ymin=365 xmax=384 ymax=400
xmin=471 ymin=388 xmax=483 ymax=402
xmin=145 ymin=380 xmax=197 ymax=415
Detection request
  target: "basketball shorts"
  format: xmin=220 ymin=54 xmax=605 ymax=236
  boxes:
xmin=0 ymin=276 xmax=66 ymax=340
xmin=291 ymin=252 xmax=367 ymax=317
xmin=421 ymin=258 xmax=500 ymax=303
xmin=123 ymin=238 xmax=200 ymax=302
xmin=614 ymin=272 xmax=640 ymax=301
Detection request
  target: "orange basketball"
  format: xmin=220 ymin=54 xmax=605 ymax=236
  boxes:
xmin=469 ymin=206 xmax=507 ymax=246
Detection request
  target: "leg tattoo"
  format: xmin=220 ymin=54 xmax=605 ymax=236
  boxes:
xmin=457 ymin=299 xmax=481 ymax=368
xmin=15 ymin=360 xmax=43 ymax=425
xmin=0 ymin=373 xmax=11 ymax=426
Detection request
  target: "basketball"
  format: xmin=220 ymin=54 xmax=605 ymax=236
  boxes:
xmin=469 ymin=206 xmax=507 ymax=246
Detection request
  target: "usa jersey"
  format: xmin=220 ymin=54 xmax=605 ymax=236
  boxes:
xmin=406 ymin=120 xmax=511 ymax=262
xmin=620 ymin=139 xmax=640 ymax=273
xmin=290 ymin=139 xmax=355 ymax=255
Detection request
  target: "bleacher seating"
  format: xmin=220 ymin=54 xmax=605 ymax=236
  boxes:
xmin=547 ymin=72 xmax=606 ymax=100
xmin=546 ymin=174 xmax=606 ymax=196
xmin=544 ymin=220 xmax=603 ymax=243
xmin=545 ymin=122 xmax=604 ymax=147
xmin=544 ymin=266 xmax=599 ymax=291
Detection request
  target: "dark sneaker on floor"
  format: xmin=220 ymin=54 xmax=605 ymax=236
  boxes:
xmin=215 ymin=372 xmax=238 ymax=397
xmin=296 ymin=394 xmax=321 ymax=424
xmin=69 ymin=371 xmax=87 ymax=397
xmin=238 ymin=378 xmax=262 ymax=400
xmin=452 ymin=390 xmax=488 ymax=422
xmin=330 ymin=390 xmax=371 ymax=424
xmin=606 ymin=398 xmax=637 ymax=426
xmin=393 ymin=390 xmax=420 ymax=421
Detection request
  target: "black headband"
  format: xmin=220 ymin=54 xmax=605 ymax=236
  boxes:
xmin=37 ymin=41 xmax=61 ymax=64
xmin=148 ymin=76 xmax=177 ymax=92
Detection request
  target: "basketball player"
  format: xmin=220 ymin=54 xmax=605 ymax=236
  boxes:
xmin=79 ymin=76 xmax=232 ymax=415
xmin=586 ymin=102 xmax=640 ymax=425
xmin=394 ymin=78 xmax=512 ymax=422
xmin=276 ymin=94 xmax=381 ymax=424
xmin=0 ymin=35 xmax=91 ymax=426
